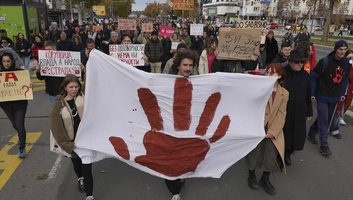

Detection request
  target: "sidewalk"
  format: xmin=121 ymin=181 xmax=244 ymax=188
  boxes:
xmin=274 ymin=29 xmax=353 ymax=43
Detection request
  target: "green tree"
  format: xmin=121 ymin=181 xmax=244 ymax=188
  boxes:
xmin=104 ymin=0 xmax=133 ymax=18
xmin=64 ymin=0 xmax=102 ymax=24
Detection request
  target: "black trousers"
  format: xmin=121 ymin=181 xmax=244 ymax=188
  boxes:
xmin=165 ymin=179 xmax=183 ymax=195
xmin=2 ymin=106 xmax=27 ymax=149
xmin=71 ymin=152 xmax=93 ymax=196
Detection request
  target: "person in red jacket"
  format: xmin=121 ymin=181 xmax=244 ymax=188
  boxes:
xmin=32 ymin=35 xmax=45 ymax=62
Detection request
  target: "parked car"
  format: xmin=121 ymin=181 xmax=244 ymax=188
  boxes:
xmin=285 ymin=25 xmax=291 ymax=30
xmin=314 ymin=25 xmax=323 ymax=31
xmin=267 ymin=22 xmax=279 ymax=29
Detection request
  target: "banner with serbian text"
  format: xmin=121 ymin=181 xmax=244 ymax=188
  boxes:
xmin=93 ymin=25 xmax=103 ymax=31
xmin=109 ymin=44 xmax=145 ymax=66
xmin=159 ymin=26 xmax=174 ymax=37
xmin=0 ymin=70 xmax=33 ymax=102
xmin=118 ymin=19 xmax=137 ymax=30
xmin=74 ymin=50 xmax=276 ymax=180
xmin=217 ymin=28 xmax=261 ymax=61
xmin=38 ymin=50 xmax=81 ymax=77
xmin=173 ymin=0 xmax=194 ymax=10
xmin=234 ymin=20 xmax=267 ymax=44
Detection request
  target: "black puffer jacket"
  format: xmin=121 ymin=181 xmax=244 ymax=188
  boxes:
xmin=144 ymin=38 xmax=163 ymax=63
xmin=16 ymin=39 xmax=32 ymax=57
xmin=0 ymin=48 xmax=28 ymax=111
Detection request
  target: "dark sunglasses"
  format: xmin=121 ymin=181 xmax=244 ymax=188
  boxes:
xmin=294 ymin=61 xmax=304 ymax=64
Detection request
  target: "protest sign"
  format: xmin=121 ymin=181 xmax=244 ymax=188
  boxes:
xmin=0 ymin=70 xmax=33 ymax=102
xmin=93 ymin=6 xmax=106 ymax=16
xmin=74 ymin=50 xmax=275 ymax=180
xmin=173 ymin=0 xmax=194 ymax=10
xmin=93 ymin=25 xmax=103 ymax=31
xmin=159 ymin=26 xmax=175 ymax=37
xmin=234 ymin=20 xmax=267 ymax=29
xmin=171 ymin=42 xmax=180 ymax=50
xmin=142 ymin=23 xmax=153 ymax=32
xmin=234 ymin=20 xmax=267 ymax=44
xmin=38 ymin=50 xmax=81 ymax=77
xmin=118 ymin=19 xmax=137 ymax=30
xmin=217 ymin=28 xmax=261 ymax=61
xmin=109 ymin=44 xmax=145 ymax=66
xmin=190 ymin=24 xmax=203 ymax=35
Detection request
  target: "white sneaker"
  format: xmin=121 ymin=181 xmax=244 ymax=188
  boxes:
xmin=86 ymin=196 xmax=94 ymax=200
xmin=340 ymin=117 xmax=346 ymax=126
xmin=171 ymin=194 xmax=183 ymax=200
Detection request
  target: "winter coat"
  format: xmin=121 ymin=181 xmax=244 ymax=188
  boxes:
xmin=50 ymin=29 xmax=61 ymax=43
xmin=198 ymin=50 xmax=209 ymax=74
xmin=211 ymin=59 xmax=242 ymax=73
xmin=309 ymin=44 xmax=316 ymax=70
xmin=144 ymin=38 xmax=163 ymax=63
xmin=265 ymin=37 xmax=278 ymax=64
xmin=179 ymin=34 xmax=192 ymax=48
xmin=283 ymin=64 xmax=313 ymax=151
xmin=310 ymin=51 xmax=351 ymax=103
xmin=0 ymin=48 xmax=28 ymax=111
xmin=191 ymin=36 xmax=204 ymax=56
xmin=49 ymin=93 xmax=84 ymax=154
xmin=282 ymin=33 xmax=294 ymax=46
xmin=161 ymin=37 xmax=173 ymax=65
xmin=56 ymin=39 xmax=73 ymax=51
xmin=337 ymin=65 xmax=353 ymax=113
xmin=16 ymin=39 xmax=32 ymax=57
xmin=36 ymin=71 xmax=64 ymax=96
xmin=32 ymin=43 xmax=45 ymax=61
xmin=264 ymin=83 xmax=289 ymax=174
xmin=271 ymin=52 xmax=288 ymax=65
xmin=72 ymin=43 xmax=85 ymax=52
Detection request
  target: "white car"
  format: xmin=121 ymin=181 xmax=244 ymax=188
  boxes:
xmin=285 ymin=25 xmax=291 ymax=30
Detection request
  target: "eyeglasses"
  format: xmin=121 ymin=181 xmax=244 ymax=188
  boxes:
xmin=1 ymin=42 xmax=7 ymax=44
xmin=264 ymin=70 xmax=274 ymax=76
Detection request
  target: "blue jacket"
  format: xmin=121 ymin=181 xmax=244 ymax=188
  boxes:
xmin=56 ymin=39 xmax=73 ymax=51
xmin=310 ymin=51 xmax=350 ymax=103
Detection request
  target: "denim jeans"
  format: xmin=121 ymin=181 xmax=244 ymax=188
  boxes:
xmin=49 ymin=95 xmax=56 ymax=106
xmin=329 ymin=100 xmax=345 ymax=134
xmin=21 ymin=56 xmax=31 ymax=75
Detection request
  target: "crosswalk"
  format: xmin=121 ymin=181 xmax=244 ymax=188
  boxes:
xmin=30 ymin=73 xmax=45 ymax=92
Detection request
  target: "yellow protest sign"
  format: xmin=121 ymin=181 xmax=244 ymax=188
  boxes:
xmin=173 ymin=0 xmax=194 ymax=11
xmin=93 ymin=6 xmax=106 ymax=16
xmin=0 ymin=70 xmax=33 ymax=102
xmin=217 ymin=28 xmax=261 ymax=61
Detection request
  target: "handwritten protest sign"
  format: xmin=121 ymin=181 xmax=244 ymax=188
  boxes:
xmin=38 ymin=50 xmax=81 ymax=77
xmin=217 ymin=28 xmax=261 ymax=61
xmin=190 ymin=24 xmax=203 ymax=35
xmin=234 ymin=20 xmax=267 ymax=44
xmin=93 ymin=25 xmax=103 ymax=31
xmin=171 ymin=42 xmax=180 ymax=50
xmin=0 ymin=70 xmax=33 ymax=102
xmin=173 ymin=0 xmax=194 ymax=10
xmin=142 ymin=23 xmax=153 ymax=32
xmin=159 ymin=26 xmax=175 ymax=37
xmin=109 ymin=44 xmax=145 ymax=66
xmin=118 ymin=19 xmax=137 ymax=30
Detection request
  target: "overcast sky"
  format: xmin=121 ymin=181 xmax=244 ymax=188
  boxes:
xmin=132 ymin=0 xmax=166 ymax=11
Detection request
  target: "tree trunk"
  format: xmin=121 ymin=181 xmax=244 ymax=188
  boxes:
xmin=321 ymin=0 xmax=334 ymax=42
xmin=78 ymin=8 xmax=83 ymax=25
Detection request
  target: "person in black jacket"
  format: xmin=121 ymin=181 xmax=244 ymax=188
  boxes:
xmin=72 ymin=34 xmax=85 ymax=52
xmin=161 ymin=35 xmax=173 ymax=72
xmin=265 ymin=30 xmax=278 ymax=64
xmin=56 ymin=32 xmax=73 ymax=51
xmin=36 ymin=41 xmax=65 ymax=106
xmin=271 ymin=42 xmax=291 ymax=65
xmin=0 ymin=48 xmax=29 ymax=158
xmin=144 ymin=31 xmax=163 ymax=73
xmin=190 ymin=35 xmax=203 ymax=56
xmin=15 ymin=33 xmax=32 ymax=74
xmin=50 ymin=22 xmax=61 ymax=44
xmin=282 ymin=50 xmax=313 ymax=165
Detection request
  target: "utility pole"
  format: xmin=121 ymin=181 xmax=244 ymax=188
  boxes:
xmin=70 ymin=0 xmax=73 ymax=22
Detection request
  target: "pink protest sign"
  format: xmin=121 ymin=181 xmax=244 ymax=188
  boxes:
xmin=159 ymin=26 xmax=175 ymax=37
xmin=118 ymin=19 xmax=137 ymax=30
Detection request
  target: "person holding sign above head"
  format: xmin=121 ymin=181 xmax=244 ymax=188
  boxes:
xmin=49 ymin=74 xmax=94 ymax=200
xmin=170 ymin=33 xmax=185 ymax=54
xmin=144 ymin=31 xmax=163 ymax=73
xmin=36 ymin=41 xmax=65 ymax=106
xmin=0 ymin=48 xmax=31 ymax=158
xmin=245 ymin=63 xmax=288 ymax=195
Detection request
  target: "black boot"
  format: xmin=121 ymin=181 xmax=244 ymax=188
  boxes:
xmin=285 ymin=152 xmax=291 ymax=166
xmin=259 ymin=171 xmax=276 ymax=195
xmin=247 ymin=169 xmax=258 ymax=190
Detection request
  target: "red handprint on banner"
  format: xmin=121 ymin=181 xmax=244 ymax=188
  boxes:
xmin=330 ymin=67 xmax=345 ymax=83
xmin=109 ymin=78 xmax=231 ymax=177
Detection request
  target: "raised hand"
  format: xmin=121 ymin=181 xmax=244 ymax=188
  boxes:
xmin=109 ymin=78 xmax=231 ymax=177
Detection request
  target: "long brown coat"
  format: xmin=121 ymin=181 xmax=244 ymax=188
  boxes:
xmin=265 ymin=83 xmax=289 ymax=174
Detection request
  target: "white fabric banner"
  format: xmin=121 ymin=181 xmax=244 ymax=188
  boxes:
xmin=74 ymin=50 xmax=276 ymax=180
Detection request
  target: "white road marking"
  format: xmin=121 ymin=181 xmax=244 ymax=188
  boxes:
xmin=46 ymin=154 xmax=64 ymax=181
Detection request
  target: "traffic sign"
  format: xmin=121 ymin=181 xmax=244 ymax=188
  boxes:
xmin=260 ymin=1 xmax=270 ymax=4
xmin=169 ymin=2 xmax=173 ymax=7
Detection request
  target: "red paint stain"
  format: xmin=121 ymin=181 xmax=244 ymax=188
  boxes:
xmin=173 ymin=78 xmax=193 ymax=131
xmin=134 ymin=131 xmax=209 ymax=177
xmin=109 ymin=137 xmax=130 ymax=160
xmin=195 ymin=93 xmax=221 ymax=136
xmin=138 ymin=88 xmax=163 ymax=131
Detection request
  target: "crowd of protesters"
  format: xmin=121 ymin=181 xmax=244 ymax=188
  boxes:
xmin=1 ymin=17 xmax=353 ymax=200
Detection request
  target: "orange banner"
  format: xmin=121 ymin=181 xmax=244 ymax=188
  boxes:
xmin=173 ymin=0 xmax=194 ymax=11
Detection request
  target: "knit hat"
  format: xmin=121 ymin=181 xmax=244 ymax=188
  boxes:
xmin=267 ymin=30 xmax=274 ymax=35
xmin=177 ymin=43 xmax=187 ymax=50
xmin=334 ymin=40 xmax=348 ymax=51
xmin=151 ymin=31 xmax=158 ymax=36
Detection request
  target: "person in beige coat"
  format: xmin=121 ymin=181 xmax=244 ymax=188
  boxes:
xmin=245 ymin=63 xmax=289 ymax=195
xmin=198 ymin=38 xmax=218 ymax=74
xmin=49 ymin=74 xmax=94 ymax=200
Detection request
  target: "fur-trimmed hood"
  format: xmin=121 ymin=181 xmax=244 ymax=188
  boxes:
xmin=0 ymin=47 xmax=24 ymax=69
